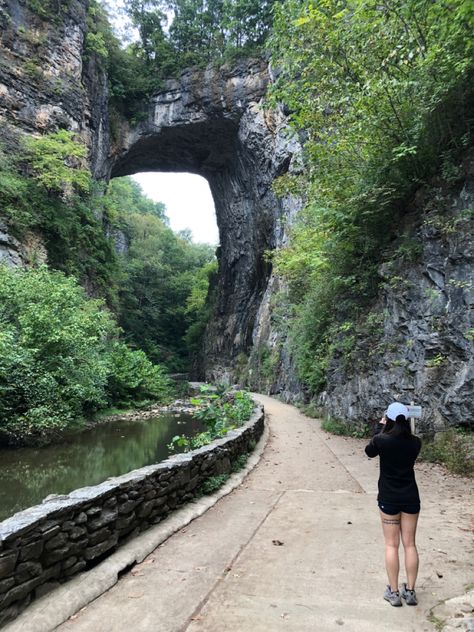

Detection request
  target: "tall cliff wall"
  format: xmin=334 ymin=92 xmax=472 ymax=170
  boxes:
xmin=319 ymin=160 xmax=474 ymax=430
xmin=0 ymin=0 xmax=472 ymax=432
xmin=106 ymin=59 xmax=303 ymax=379
xmin=0 ymin=0 xmax=110 ymax=267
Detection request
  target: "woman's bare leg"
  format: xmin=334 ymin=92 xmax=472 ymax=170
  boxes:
xmin=380 ymin=511 xmax=401 ymax=591
xmin=401 ymin=512 xmax=419 ymax=590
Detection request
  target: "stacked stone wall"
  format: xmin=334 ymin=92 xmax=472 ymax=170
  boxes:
xmin=0 ymin=407 xmax=264 ymax=626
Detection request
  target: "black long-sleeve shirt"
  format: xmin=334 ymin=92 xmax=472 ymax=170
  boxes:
xmin=365 ymin=432 xmax=421 ymax=505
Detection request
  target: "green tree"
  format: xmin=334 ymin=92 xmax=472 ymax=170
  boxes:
xmin=118 ymin=210 xmax=215 ymax=370
xmin=169 ymin=0 xmax=226 ymax=66
xmin=0 ymin=265 xmax=173 ymax=442
xmin=224 ymin=0 xmax=277 ymax=53
xmin=105 ymin=177 xmax=216 ymax=371
xmin=25 ymin=130 xmax=91 ymax=194
xmin=105 ymin=177 xmax=167 ymax=222
xmin=123 ymin=0 xmax=178 ymax=78
xmin=268 ymin=0 xmax=474 ymax=393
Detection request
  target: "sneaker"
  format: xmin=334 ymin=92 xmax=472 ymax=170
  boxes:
xmin=400 ymin=583 xmax=418 ymax=605
xmin=384 ymin=585 xmax=402 ymax=607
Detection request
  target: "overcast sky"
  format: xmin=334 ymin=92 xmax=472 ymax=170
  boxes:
xmin=132 ymin=172 xmax=219 ymax=245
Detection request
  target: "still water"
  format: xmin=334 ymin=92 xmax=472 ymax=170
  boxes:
xmin=0 ymin=413 xmax=202 ymax=521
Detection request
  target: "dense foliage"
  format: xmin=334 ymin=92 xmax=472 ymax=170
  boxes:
xmin=124 ymin=0 xmax=278 ymax=66
xmin=0 ymin=128 xmax=217 ymax=372
xmin=0 ymin=266 xmax=172 ymax=443
xmin=268 ymin=0 xmax=474 ymax=393
xmin=0 ymin=131 xmax=120 ymax=301
xmin=84 ymin=0 xmax=281 ymax=115
xmin=170 ymin=385 xmax=255 ymax=451
xmin=0 ymin=133 xmax=217 ymax=440
xmin=105 ymin=177 xmax=217 ymax=371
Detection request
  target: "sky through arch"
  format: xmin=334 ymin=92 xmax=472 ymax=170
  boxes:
xmin=132 ymin=172 xmax=218 ymax=245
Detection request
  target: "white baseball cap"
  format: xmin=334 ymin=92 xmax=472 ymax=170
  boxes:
xmin=386 ymin=402 xmax=408 ymax=421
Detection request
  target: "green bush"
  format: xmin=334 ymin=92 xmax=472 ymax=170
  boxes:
xmin=25 ymin=130 xmax=91 ymax=194
xmin=170 ymin=387 xmax=255 ymax=452
xmin=321 ymin=417 xmax=370 ymax=439
xmin=0 ymin=266 xmax=172 ymax=443
xmin=0 ymin=138 xmax=120 ymax=302
xmin=421 ymin=429 xmax=474 ymax=477
xmin=231 ymin=453 xmax=250 ymax=473
xmin=197 ymin=454 xmax=252 ymax=496
xmin=0 ymin=266 xmax=114 ymax=439
xmin=106 ymin=344 xmax=173 ymax=406
xmin=26 ymin=0 xmax=71 ymax=21
xmin=200 ymin=474 xmax=230 ymax=495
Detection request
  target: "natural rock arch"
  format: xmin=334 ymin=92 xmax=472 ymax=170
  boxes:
xmin=103 ymin=59 xmax=300 ymax=377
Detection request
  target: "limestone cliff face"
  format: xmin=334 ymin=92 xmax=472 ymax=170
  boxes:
xmin=0 ymin=0 xmax=110 ymax=265
xmin=106 ymin=59 xmax=303 ymax=378
xmin=318 ymin=160 xmax=474 ymax=431
xmin=249 ymin=155 xmax=474 ymax=430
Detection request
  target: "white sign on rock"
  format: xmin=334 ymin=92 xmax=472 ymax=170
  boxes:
xmin=406 ymin=405 xmax=422 ymax=419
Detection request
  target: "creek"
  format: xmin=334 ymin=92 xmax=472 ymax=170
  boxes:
xmin=0 ymin=412 xmax=202 ymax=521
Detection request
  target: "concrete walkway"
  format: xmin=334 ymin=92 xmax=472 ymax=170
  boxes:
xmin=18 ymin=396 xmax=474 ymax=631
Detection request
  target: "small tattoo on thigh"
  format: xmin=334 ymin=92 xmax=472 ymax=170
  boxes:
xmin=383 ymin=518 xmax=401 ymax=525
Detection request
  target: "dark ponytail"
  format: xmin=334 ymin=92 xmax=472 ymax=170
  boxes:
xmin=382 ymin=414 xmax=412 ymax=439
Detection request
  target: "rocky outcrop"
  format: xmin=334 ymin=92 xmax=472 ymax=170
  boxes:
xmin=108 ymin=59 xmax=303 ymax=377
xmin=0 ymin=0 xmax=109 ymax=154
xmin=0 ymin=0 xmax=111 ymax=265
xmin=0 ymin=221 xmax=23 ymax=267
xmin=318 ymin=162 xmax=474 ymax=431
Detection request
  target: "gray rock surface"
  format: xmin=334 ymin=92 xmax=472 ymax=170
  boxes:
xmin=318 ymin=164 xmax=474 ymax=430
xmin=0 ymin=221 xmax=23 ymax=267
xmin=107 ymin=59 xmax=304 ymax=377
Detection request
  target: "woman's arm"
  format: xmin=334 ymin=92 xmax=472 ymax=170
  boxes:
xmin=365 ymin=415 xmax=385 ymax=457
xmin=365 ymin=437 xmax=379 ymax=458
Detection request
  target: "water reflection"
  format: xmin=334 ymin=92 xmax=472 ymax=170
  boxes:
xmin=0 ymin=413 xmax=202 ymax=521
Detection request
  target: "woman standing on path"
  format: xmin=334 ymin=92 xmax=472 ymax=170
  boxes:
xmin=365 ymin=402 xmax=422 ymax=607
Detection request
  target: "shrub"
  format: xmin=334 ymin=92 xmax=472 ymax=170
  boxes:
xmin=321 ymin=417 xmax=370 ymax=439
xmin=0 ymin=266 xmax=114 ymax=440
xmin=421 ymin=429 xmax=474 ymax=477
xmin=200 ymin=474 xmax=230 ymax=495
xmin=169 ymin=387 xmax=255 ymax=452
xmin=0 ymin=266 xmax=172 ymax=443
xmin=25 ymin=130 xmax=91 ymax=194
xmin=106 ymin=344 xmax=173 ymax=406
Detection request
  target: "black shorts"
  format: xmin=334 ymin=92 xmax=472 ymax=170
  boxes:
xmin=378 ymin=501 xmax=420 ymax=515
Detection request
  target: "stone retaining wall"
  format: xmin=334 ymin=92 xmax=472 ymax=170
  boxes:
xmin=0 ymin=407 xmax=265 ymax=627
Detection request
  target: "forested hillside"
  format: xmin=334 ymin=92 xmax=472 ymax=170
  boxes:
xmin=106 ymin=177 xmax=216 ymax=371
xmin=0 ymin=127 xmax=215 ymax=442
xmin=267 ymin=0 xmax=474 ymax=399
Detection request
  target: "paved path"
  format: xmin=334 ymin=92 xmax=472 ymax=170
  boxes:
xmin=50 ymin=395 xmax=473 ymax=631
